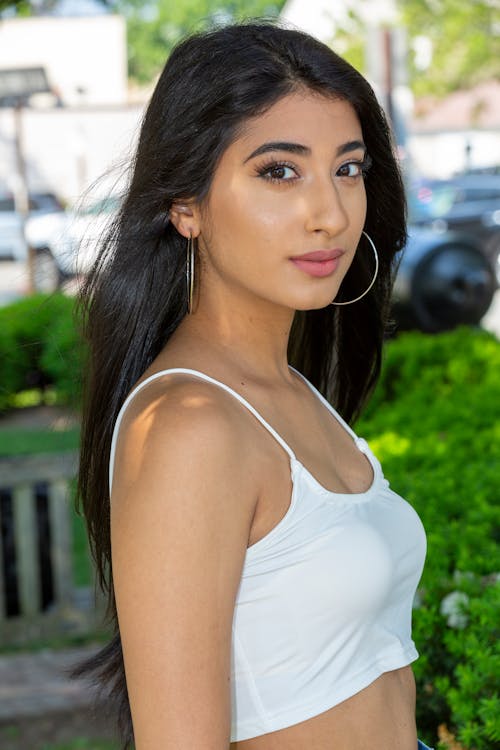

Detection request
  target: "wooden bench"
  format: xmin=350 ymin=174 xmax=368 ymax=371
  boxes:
xmin=0 ymin=451 xmax=79 ymax=619
xmin=0 ymin=451 xmax=105 ymax=644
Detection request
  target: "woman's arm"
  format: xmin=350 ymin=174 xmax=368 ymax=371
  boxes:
xmin=110 ymin=379 xmax=258 ymax=749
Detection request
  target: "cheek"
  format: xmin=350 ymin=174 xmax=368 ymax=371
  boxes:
xmin=344 ymin=184 xmax=367 ymax=229
xmin=204 ymin=186 xmax=295 ymax=260
xmin=232 ymin=184 xmax=298 ymax=233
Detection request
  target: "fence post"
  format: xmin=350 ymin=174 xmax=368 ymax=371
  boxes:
xmin=0 ymin=497 xmax=4 ymax=620
xmin=12 ymin=482 xmax=39 ymax=616
xmin=0 ymin=452 xmax=78 ymax=619
xmin=0 ymin=451 xmax=108 ymax=646
xmin=48 ymin=477 xmax=73 ymax=604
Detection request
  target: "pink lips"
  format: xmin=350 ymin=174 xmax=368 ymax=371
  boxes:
xmin=290 ymin=248 xmax=345 ymax=278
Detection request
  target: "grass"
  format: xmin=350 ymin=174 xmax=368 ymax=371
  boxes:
xmin=40 ymin=739 xmax=121 ymax=750
xmin=0 ymin=426 xmax=80 ymax=457
xmin=0 ymin=627 xmax=113 ymax=656
xmin=0 ymin=728 xmax=122 ymax=750
xmin=0 ymin=735 xmax=121 ymax=750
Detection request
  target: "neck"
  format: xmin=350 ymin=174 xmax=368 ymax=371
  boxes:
xmin=176 ymin=283 xmax=296 ymax=383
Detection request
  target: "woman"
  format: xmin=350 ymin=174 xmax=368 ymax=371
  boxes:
xmin=74 ymin=20 xmax=430 ymax=750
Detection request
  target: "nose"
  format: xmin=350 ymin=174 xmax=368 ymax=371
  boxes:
xmin=304 ymin=177 xmax=349 ymax=237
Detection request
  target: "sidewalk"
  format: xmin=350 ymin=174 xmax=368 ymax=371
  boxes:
xmin=0 ymin=645 xmax=118 ymax=749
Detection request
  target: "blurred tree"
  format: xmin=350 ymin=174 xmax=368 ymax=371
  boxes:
xmin=112 ymin=0 xmax=286 ymax=83
xmin=336 ymin=0 xmax=500 ymax=97
xmin=121 ymin=0 xmax=499 ymax=91
xmin=0 ymin=0 xmax=36 ymax=13
xmin=399 ymin=0 xmax=500 ymax=97
xmin=0 ymin=0 xmax=112 ymax=15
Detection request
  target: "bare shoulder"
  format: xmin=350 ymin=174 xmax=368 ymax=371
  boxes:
xmin=111 ymin=372 xmax=259 ymax=509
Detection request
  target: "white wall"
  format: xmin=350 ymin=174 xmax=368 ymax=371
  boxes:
xmin=407 ymin=130 xmax=500 ymax=179
xmin=0 ymin=104 xmax=144 ymax=204
xmin=0 ymin=15 xmax=127 ymax=106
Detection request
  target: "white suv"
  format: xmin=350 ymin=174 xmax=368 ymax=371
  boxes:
xmin=25 ymin=195 xmax=120 ymax=292
xmin=0 ymin=192 xmax=65 ymax=263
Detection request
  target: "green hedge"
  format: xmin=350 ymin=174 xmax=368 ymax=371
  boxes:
xmin=356 ymin=327 xmax=500 ymax=749
xmin=0 ymin=293 xmax=84 ymax=412
xmin=0 ymin=296 xmax=498 ymax=748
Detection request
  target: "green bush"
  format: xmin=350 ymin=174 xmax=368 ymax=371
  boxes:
xmin=0 ymin=293 xmax=85 ymax=411
xmin=356 ymin=327 xmax=500 ymax=749
xmin=40 ymin=300 xmax=86 ymax=405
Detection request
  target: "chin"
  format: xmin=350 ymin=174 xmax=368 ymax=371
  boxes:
xmin=291 ymin=291 xmax=337 ymax=312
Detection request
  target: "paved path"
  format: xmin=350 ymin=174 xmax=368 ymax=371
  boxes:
xmin=0 ymin=645 xmax=118 ymax=748
xmin=0 ymin=646 xmax=98 ymax=721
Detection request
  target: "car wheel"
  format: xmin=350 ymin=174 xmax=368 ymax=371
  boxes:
xmin=32 ymin=248 xmax=61 ymax=293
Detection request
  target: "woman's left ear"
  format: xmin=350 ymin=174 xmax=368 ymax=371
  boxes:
xmin=169 ymin=200 xmax=201 ymax=239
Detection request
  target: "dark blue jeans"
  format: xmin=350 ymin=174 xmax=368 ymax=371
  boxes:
xmin=418 ymin=741 xmax=434 ymax=750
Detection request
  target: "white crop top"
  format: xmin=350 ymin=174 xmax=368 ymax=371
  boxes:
xmin=109 ymin=367 xmax=427 ymax=743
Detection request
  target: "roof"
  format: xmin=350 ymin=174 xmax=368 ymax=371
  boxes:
xmin=412 ymin=80 xmax=500 ymax=132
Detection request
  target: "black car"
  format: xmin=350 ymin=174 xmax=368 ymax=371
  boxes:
xmin=408 ymin=173 xmax=500 ymax=285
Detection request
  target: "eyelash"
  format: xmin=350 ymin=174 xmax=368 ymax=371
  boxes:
xmin=338 ymin=154 xmax=373 ymax=179
xmin=256 ymin=160 xmax=299 ymax=184
xmin=256 ymin=154 xmax=373 ymax=184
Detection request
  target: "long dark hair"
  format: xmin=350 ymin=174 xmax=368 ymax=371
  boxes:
xmin=72 ymin=20 xmax=406 ymax=747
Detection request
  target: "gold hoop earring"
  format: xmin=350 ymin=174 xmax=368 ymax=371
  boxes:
xmin=186 ymin=233 xmax=195 ymax=314
xmin=330 ymin=231 xmax=379 ymax=306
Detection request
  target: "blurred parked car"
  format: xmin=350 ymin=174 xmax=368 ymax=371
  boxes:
xmin=408 ymin=174 xmax=500 ymax=285
xmin=25 ymin=194 xmax=120 ymax=293
xmin=392 ymin=228 xmax=497 ymax=332
xmin=0 ymin=191 xmax=64 ymax=262
xmin=462 ymin=165 xmax=500 ymax=176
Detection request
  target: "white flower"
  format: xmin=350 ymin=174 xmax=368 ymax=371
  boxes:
xmin=440 ymin=591 xmax=469 ymax=629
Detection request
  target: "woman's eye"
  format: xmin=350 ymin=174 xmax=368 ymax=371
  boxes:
xmin=337 ymin=162 xmax=364 ymax=178
xmin=259 ymin=163 xmax=298 ymax=182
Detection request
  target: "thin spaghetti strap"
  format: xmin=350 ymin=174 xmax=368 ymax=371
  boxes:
xmin=289 ymin=366 xmax=359 ymax=441
xmin=109 ymin=367 xmax=296 ymax=495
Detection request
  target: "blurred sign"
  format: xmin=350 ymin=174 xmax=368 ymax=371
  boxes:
xmin=0 ymin=67 xmax=50 ymax=107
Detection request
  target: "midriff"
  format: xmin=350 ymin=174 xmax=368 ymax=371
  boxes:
xmin=230 ymin=665 xmax=417 ymax=750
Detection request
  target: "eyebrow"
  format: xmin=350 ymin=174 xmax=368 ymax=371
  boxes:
xmin=244 ymin=139 xmax=366 ymax=163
